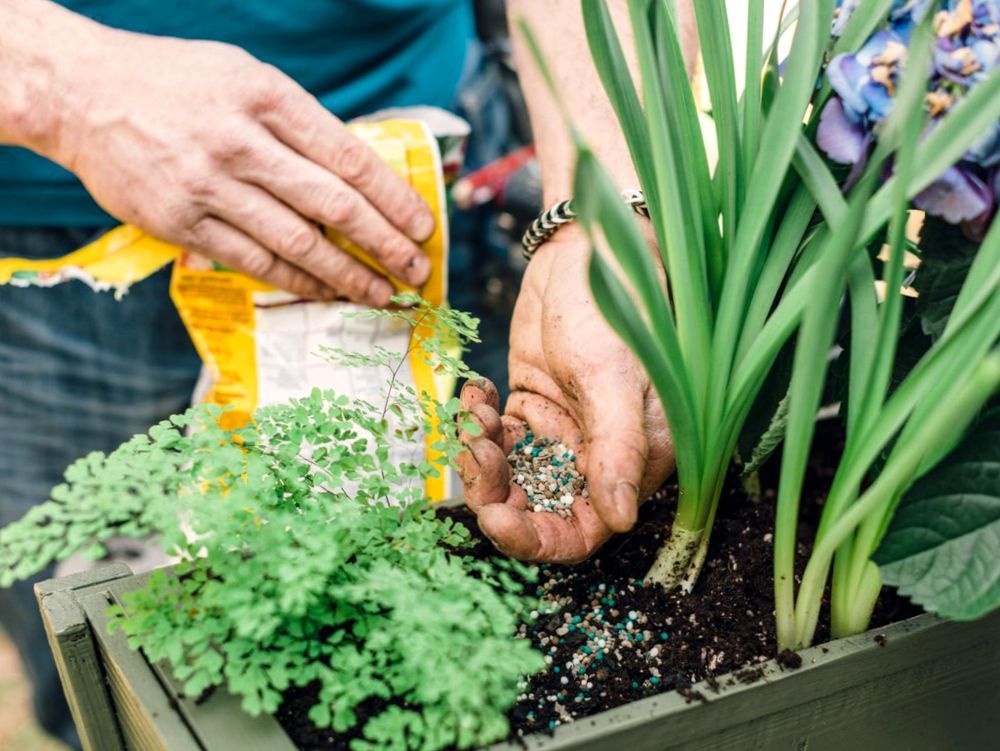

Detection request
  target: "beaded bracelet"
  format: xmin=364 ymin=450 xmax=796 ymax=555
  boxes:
xmin=520 ymin=189 xmax=649 ymax=261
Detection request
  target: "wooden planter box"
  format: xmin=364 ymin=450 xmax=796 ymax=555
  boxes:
xmin=38 ymin=562 xmax=1000 ymax=751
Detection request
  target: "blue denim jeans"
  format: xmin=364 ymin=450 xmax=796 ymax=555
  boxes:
xmin=0 ymin=226 xmax=202 ymax=749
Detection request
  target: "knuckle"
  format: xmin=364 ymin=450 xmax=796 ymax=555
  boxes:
xmin=384 ymin=187 xmax=423 ymax=226
xmin=241 ymin=250 xmax=279 ymax=280
xmin=375 ymin=236 xmax=414 ymax=269
xmin=275 ymin=224 xmax=319 ymax=261
xmin=210 ymin=125 xmax=258 ymax=164
xmin=184 ymin=215 xmax=215 ymax=248
xmin=176 ymin=159 xmax=220 ymax=201
xmin=160 ymin=196 xmax=198 ymax=233
xmin=333 ymin=139 xmax=371 ymax=183
xmin=337 ymin=267 xmax=371 ymax=297
xmin=317 ymin=188 xmax=358 ymax=227
xmin=234 ymin=56 xmax=284 ymax=99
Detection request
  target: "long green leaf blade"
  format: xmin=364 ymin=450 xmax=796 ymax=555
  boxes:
xmin=742 ymin=0 xmax=766 ymax=190
xmin=693 ymin=0 xmax=743 ymax=243
xmin=588 ymin=251 xmax=703 ymax=496
xmin=628 ymin=0 xmax=712 ymax=404
xmin=582 ymin=1 xmax=662 ymax=219
xmin=774 ymin=166 xmax=877 ymax=647
xmin=649 ymin=0 xmax=722 ymax=300
xmin=708 ymin=0 xmax=834 ymax=442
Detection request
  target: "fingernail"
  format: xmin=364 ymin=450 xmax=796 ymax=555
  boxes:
xmin=405 ymin=254 xmax=431 ymax=286
xmin=461 ymin=452 xmax=481 ymax=483
xmin=366 ymin=278 xmax=393 ymax=307
xmin=613 ymin=481 xmax=639 ymax=530
xmin=411 ymin=210 xmax=435 ymax=242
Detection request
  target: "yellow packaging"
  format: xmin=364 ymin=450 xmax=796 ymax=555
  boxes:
xmin=0 ymin=117 xmax=459 ymax=502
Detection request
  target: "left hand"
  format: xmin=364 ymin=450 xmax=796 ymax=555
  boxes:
xmin=457 ymin=229 xmax=676 ymax=562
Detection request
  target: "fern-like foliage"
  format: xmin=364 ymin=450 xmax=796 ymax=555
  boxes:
xmin=0 ymin=296 xmax=543 ymax=751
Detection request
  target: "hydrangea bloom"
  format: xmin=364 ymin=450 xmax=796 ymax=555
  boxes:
xmin=818 ymin=0 xmax=1000 ymax=238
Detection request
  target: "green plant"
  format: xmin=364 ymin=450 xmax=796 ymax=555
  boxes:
xmin=769 ymin=4 xmax=1000 ymax=649
xmin=0 ymin=295 xmax=543 ymax=751
xmin=538 ymin=0 xmax=1000 ymax=621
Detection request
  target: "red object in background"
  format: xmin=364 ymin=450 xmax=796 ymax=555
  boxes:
xmin=451 ymin=144 xmax=536 ymax=210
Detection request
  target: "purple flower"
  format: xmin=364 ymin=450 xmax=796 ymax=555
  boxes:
xmin=820 ymin=0 xmax=1000 ymax=236
xmin=832 ymin=0 xmax=934 ymax=37
xmin=817 ymin=97 xmax=869 ymax=165
xmin=828 ymin=29 xmax=910 ymax=126
xmin=966 ymin=121 xmax=1000 ymax=166
xmin=972 ymin=0 xmax=1000 ymax=27
xmin=914 ymin=165 xmax=994 ymax=224
xmin=832 ymin=0 xmax=864 ymax=37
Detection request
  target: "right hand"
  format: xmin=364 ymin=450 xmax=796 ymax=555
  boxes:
xmin=457 ymin=233 xmax=675 ymax=563
xmin=47 ymin=27 xmax=436 ymax=304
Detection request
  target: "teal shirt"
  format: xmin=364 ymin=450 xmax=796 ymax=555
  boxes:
xmin=0 ymin=0 xmax=473 ymax=227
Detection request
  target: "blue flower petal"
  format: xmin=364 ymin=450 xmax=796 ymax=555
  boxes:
xmin=817 ymin=97 xmax=869 ymax=165
xmin=827 ymin=53 xmax=873 ymax=117
xmin=971 ymin=39 xmax=1000 ymax=74
xmin=856 ymin=30 xmax=894 ymax=66
xmin=861 ymin=81 xmax=894 ymax=120
xmin=966 ymin=122 xmax=1000 ymax=167
xmin=972 ymin=0 xmax=1000 ymax=30
xmin=913 ymin=166 xmax=994 ymax=224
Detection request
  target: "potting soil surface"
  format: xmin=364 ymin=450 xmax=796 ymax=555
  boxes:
xmin=277 ymin=426 xmax=920 ymax=749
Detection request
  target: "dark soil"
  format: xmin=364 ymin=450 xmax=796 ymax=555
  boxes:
xmin=277 ymin=424 xmax=920 ymax=749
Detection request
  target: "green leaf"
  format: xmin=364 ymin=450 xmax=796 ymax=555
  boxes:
xmin=737 ymin=339 xmax=794 ymax=475
xmin=741 ymin=0 xmax=766 ymax=186
xmin=915 ymin=217 xmax=981 ymax=340
xmin=627 ymin=0 xmax=713 ymax=388
xmin=875 ymin=410 xmax=1000 ymax=620
xmin=831 ymin=0 xmax=893 ymax=58
xmin=740 ymin=391 xmax=789 ymax=477
xmin=582 ymin=0 xmax=660 ymax=216
xmin=588 ymin=249 xmax=703 ymax=500
xmin=708 ymin=0 xmax=834 ymax=441
xmin=792 ymin=134 xmax=846 ymax=225
xmin=844 ymin=253 xmax=879 ymax=436
xmin=648 ymin=0 xmax=722 ymax=298
xmin=692 ymin=0 xmax=742 ymax=246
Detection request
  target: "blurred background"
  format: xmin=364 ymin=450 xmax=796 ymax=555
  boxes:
xmin=0 ymin=633 xmax=64 ymax=750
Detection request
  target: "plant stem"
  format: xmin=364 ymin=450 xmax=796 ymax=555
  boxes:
xmin=645 ymin=471 xmax=725 ymax=591
xmin=831 ymin=560 xmax=881 ymax=639
xmin=790 ymin=355 xmax=1000 ymax=648
xmin=679 ymin=489 xmax=723 ymax=593
xmin=645 ymin=522 xmax=703 ymax=590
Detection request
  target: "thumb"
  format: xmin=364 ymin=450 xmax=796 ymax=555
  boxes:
xmin=581 ymin=381 xmax=648 ymax=534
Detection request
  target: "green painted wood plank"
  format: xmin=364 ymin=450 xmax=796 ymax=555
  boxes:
xmin=35 ymin=566 xmax=131 ymax=751
xmin=84 ymin=590 xmax=203 ymax=751
xmin=486 ymin=610 xmax=1000 ymax=751
xmin=97 ymin=571 xmax=297 ymax=751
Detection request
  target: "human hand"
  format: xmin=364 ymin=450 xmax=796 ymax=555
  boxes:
xmin=458 ymin=230 xmax=675 ymax=562
xmin=47 ymin=27 xmax=435 ymax=304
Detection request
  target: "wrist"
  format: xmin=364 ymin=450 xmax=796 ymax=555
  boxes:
xmin=0 ymin=0 xmax=110 ymax=164
xmin=523 ymin=188 xmax=652 ymax=262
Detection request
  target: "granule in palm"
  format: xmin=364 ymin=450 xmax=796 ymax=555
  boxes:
xmin=507 ymin=428 xmax=588 ymax=518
